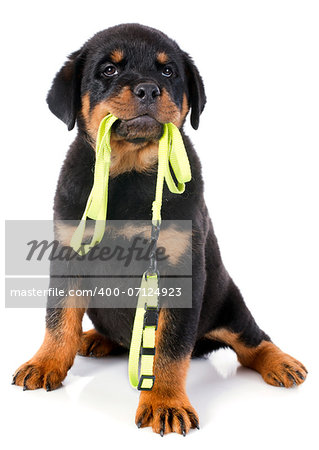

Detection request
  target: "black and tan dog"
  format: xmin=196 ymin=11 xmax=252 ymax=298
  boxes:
xmin=12 ymin=24 xmax=307 ymax=435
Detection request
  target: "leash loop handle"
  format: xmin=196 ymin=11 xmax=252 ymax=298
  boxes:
xmin=70 ymin=114 xmax=118 ymax=254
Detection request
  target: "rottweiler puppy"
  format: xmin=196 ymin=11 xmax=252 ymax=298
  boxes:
xmin=12 ymin=23 xmax=307 ymax=435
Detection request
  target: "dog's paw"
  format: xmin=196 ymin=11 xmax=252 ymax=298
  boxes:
xmin=77 ymin=329 xmax=115 ymax=357
xmin=12 ymin=358 xmax=67 ymax=391
xmin=257 ymin=348 xmax=308 ymax=388
xmin=135 ymin=391 xmax=199 ymax=436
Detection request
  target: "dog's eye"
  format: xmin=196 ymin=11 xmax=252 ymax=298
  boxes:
xmin=162 ymin=66 xmax=173 ymax=77
xmin=102 ymin=65 xmax=118 ymax=77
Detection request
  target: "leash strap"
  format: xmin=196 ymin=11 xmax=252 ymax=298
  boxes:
xmin=71 ymin=117 xmax=191 ymax=253
xmin=128 ymin=273 xmax=158 ymax=390
xmin=152 ymin=122 xmax=191 ymax=223
xmin=70 ymin=114 xmax=118 ymax=254
xmin=128 ymin=123 xmax=191 ymax=390
xmin=69 ymin=114 xmax=191 ymax=390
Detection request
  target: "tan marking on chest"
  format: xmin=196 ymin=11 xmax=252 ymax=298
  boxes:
xmin=55 ymin=222 xmax=190 ymax=266
xmin=119 ymin=225 xmax=191 ymax=266
xmin=109 ymin=139 xmax=158 ymax=176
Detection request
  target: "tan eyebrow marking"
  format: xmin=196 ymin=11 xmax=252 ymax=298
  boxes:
xmin=110 ymin=49 xmax=124 ymax=63
xmin=157 ymin=51 xmax=169 ymax=64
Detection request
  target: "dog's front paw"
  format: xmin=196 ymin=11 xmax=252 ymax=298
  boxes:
xmin=12 ymin=358 xmax=67 ymax=391
xmin=135 ymin=391 xmax=199 ymax=436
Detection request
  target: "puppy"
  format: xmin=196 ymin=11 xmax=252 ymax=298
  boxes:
xmin=12 ymin=23 xmax=307 ymax=435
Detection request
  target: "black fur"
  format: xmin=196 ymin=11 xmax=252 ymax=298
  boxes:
xmin=47 ymin=24 xmax=270 ymax=362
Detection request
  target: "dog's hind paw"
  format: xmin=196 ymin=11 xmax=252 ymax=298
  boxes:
xmin=77 ymin=329 xmax=117 ymax=357
xmin=263 ymin=354 xmax=308 ymax=388
xmin=247 ymin=342 xmax=308 ymax=388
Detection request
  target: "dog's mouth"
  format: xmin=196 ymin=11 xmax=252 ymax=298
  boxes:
xmin=112 ymin=115 xmax=164 ymax=143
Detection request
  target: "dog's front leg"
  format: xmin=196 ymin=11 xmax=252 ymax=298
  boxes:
xmin=12 ymin=280 xmax=88 ymax=391
xmin=135 ymin=308 xmax=199 ymax=436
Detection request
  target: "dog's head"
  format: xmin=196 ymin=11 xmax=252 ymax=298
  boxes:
xmin=47 ymin=24 xmax=206 ymax=173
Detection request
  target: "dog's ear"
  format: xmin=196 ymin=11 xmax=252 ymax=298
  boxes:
xmin=182 ymin=52 xmax=206 ymax=130
xmin=47 ymin=49 xmax=86 ymax=130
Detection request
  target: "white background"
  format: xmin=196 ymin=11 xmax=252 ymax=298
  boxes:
xmin=1 ymin=1 xmax=318 ymax=448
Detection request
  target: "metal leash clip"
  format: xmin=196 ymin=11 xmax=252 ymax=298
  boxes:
xmin=145 ymin=221 xmax=161 ymax=279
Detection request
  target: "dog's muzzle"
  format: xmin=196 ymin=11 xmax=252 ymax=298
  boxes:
xmin=112 ymin=115 xmax=164 ymax=143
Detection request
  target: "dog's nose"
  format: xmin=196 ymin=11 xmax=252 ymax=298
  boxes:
xmin=133 ymin=83 xmax=161 ymax=102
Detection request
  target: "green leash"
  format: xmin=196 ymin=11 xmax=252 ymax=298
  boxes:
xmin=71 ymin=113 xmax=191 ymax=390
xmin=70 ymin=114 xmax=118 ymax=254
